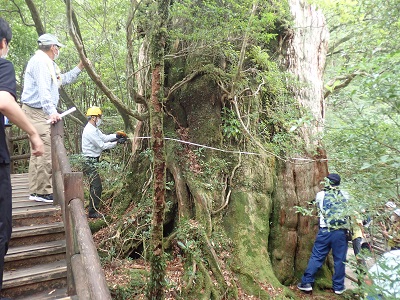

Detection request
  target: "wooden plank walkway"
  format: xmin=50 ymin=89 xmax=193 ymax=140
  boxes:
xmin=2 ymin=173 xmax=71 ymax=300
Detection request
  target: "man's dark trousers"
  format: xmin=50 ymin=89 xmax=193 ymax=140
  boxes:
xmin=0 ymin=163 xmax=12 ymax=291
xmin=301 ymin=228 xmax=348 ymax=291
xmin=83 ymin=157 xmax=102 ymax=216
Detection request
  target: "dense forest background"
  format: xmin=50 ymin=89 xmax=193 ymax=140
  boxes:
xmin=1 ymin=0 xmax=399 ymax=299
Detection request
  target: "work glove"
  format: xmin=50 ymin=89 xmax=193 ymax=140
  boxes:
xmin=117 ymin=137 xmax=127 ymax=144
xmin=116 ymin=130 xmax=127 ymax=139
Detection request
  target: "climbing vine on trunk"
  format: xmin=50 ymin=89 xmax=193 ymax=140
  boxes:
xmin=147 ymin=0 xmax=170 ymax=299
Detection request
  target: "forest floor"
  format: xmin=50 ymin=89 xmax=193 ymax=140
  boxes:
xmin=289 ymin=287 xmax=356 ymax=299
xmin=102 ymin=256 xmax=360 ymax=299
xmin=97 ymin=222 xmax=367 ymax=299
xmin=103 ymin=257 xmax=286 ymax=299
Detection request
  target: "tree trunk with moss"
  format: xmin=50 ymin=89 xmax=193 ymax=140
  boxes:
xmin=147 ymin=0 xmax=170 ymax=299
xmin=101 ymin=0 xmax=330 ymax=298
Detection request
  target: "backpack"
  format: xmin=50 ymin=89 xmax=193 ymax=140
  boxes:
xmin=322 ymin=189 xmax=348 ymax=228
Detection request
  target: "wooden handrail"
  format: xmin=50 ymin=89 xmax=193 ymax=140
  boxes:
xmin=5 ymin=128 xmax=30 ymax=173
xmin=8 ymin=133 xmax=28 ymax=142
xmin=51 ymin=121 xmax=112 ymax=300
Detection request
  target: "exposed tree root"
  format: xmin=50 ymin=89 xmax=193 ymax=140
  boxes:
xmin=175 ymin=220 xmax=238 ymax=299
xmin=167 ymin=160 xmax=191 ymax=220
xmin=212 ymin=153 xmax=241 ymax=215
xmin=183 ymin=258 xmax=196 ymax=293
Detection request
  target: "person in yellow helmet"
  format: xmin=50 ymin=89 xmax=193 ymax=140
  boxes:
xmin=81 ymin=106 xmax=127 ymax=218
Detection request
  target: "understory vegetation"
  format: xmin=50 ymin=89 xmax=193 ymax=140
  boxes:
xmin=2 ymin=0 xmax=399 ymax=299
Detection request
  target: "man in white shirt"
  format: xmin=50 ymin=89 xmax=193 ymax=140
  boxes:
xmin=21 ymin=33 xmax=85 ymax=203
xmin=82 ymin=106 xmax=127 ymax=218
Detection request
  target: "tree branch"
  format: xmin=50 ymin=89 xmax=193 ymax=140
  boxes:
xmin=65 ymin=0 xmax=148 ymax=128
xmin=166 ymin=70 xmax=205 ymax=100
xmin=59 ymin=88 xmax=87 ymax=123
xmin=9 ymin=0 xmax=35 ymax=27
xmin=328 ymin=34 xmax=352 ymax=53
xmin=324 ymin=71 xmax=369 ymax=98
xmin=24 ymin=0 xmax=45 ymax=35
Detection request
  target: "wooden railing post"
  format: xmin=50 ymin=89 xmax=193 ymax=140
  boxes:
xmin=50 ymin=122 xmax=112 ymax=300
xmin=70 ymin=199 xmax=112 ymax=300
xmin=51 ymin=121 xmax=67 ymax=206
xmin=63 ymin=172 xmax=84 ymax=296
xmin=51 ymin=122 xmax=74 ymax=295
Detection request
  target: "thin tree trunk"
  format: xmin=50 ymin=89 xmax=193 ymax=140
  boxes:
xmin=147 ymin=0 xmax=170 ymax=299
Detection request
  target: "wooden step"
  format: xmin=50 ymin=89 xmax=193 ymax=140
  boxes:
xmin=10 ymin=222 xmax=65 ymax=246
xmin=5 ymin=240 xmax=66 ymax=270
xmin=12 ymin=191 xmax=30 ymax=197
xmin=12 ymin=206 xmax=62 ymax=227
xmin=12 ymin=200 xmax=51 ymax=208
xmin=6 ymin=173 xmax=75 ymax=299
xmin=2 ymin=259 xmax=67 ymax=299
xmin=14 ymin=287 xmax=76 ymax=300
xmin=12 ymin=205 xmax=60 ymax=217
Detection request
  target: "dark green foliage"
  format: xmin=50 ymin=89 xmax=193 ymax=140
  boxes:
xmin=322 ymin=0 xmax=400 ymax=205
xmin=111 ymin=269 xmax=149 ymax=300
xmin=221 ymin=107 xmax=241 ymax=141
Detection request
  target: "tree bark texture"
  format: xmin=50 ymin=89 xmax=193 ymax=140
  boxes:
xmin=24 ymin=0 xmax=45 ymax=35
xmin=280 ymin=0 xmax=329 ymax=143
xmin=270 ymin=0 xmax=330 ymax=283
xmin=147 ymin=1 xmax=170 ymax=298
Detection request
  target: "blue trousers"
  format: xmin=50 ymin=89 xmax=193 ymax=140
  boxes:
xmin=301 ymin=228 xmax=348 ymax=291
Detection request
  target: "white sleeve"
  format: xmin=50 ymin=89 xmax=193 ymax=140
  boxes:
xmin=316 ymin=191 xmax=326 ymax=226
xmin=98 ymin=131 xmax=117 ymax=143
xmin=315 ymin=191 xmax=325 ymax=211
xmin=90 ymin=129 xmax=117 ymax=151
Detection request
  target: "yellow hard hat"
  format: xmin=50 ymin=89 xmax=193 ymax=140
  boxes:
xmin=86 ymin=106 xmax=102 ymax=116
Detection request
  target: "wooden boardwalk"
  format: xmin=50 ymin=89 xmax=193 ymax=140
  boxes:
xmin=3 ymin=173 xmax=71 ymax=300
xmin=11 ymin=173 xmax=61 ymax=220
xmin=4 ymin=122 xmax=112 ymax=300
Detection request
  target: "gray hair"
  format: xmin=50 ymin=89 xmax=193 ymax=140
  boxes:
xmin=38 ymin=44 xmax=52 ymax=51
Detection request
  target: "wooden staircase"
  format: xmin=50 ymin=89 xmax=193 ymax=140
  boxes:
xmin=2 ymin=173 xmax=73 ymax=300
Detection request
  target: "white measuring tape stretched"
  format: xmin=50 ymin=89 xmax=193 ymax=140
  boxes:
xmin=42 ymin=108 xmax=327 ymax=164
xmin=130 ymin=136 xmax=328 ymax=164
xmin=130 ymin=136 xmax=262 ymax=156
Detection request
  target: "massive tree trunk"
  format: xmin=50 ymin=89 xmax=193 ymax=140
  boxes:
xmin=99 ymin=0 xmax=330 ymax=298
xmin=270 ymin=0 xmax=330 ymax=283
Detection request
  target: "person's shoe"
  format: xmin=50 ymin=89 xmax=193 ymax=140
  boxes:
xmin=334 ymin=289 xmax=346 ymax=295
xmin=29 ymin=193 xmax=38 ymax=200
xmin=35 ymin=194 xmax=54 ymax=203
xmin=88 ymin=212 xmax=103 ymax=219
xmin=297 ymin=282 xmax=313 ymax=292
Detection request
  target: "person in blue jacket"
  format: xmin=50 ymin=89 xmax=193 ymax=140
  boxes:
xmin=297 ymin=173 xmax=349 ymax=295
